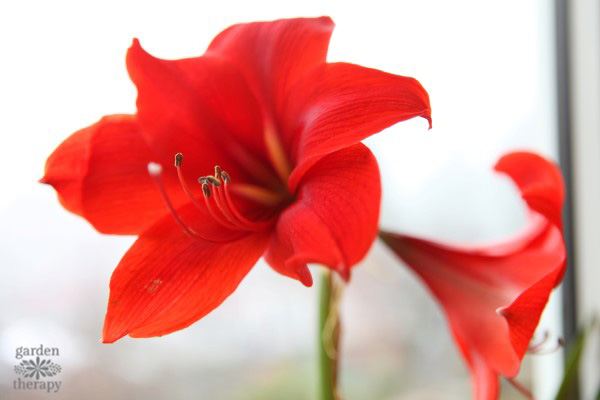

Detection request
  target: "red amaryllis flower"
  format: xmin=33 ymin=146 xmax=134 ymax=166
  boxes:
xmin=41 ymin=17 xmax=431 ymax=343
xmin=380 ymin=152 xmax=565 ymax=400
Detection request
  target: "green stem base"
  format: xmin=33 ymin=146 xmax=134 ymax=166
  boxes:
xmin=318 ymin=269 xmax=339 ymax=400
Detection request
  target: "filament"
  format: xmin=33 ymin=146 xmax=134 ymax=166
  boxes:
xmin=174 ymin=153 xmax=204 ymax=212
xmin=221 ymin=177 xmax=274 ymax=231
xmin=201 ymin=183 xmax=243 ymax=230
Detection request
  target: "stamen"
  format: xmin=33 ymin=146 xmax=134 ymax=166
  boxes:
xmin=147 ymin=162 xmax=238 ymax=243
xmin=174 ymin=154 xmax=205 ymax=212
xmin=527 ymin=330 xmax=550 ymax=353
xmin=221 ymin=170 xmax=231 ymax=184
xmin=195 ymin=166 xmax=277 ymax=232
xmin=201 ymin=182 xmax=242 ymax=230
xmin=198 ymin=176 xmax=221 ymax=187
xmin=162 ymin=157 xmax=279 ymax=235
xmin=221 ymin=174 xmax=274 ymax=230
xmin=528 ymin=337 xmax=564 ymax=355
xmin=202 ymin=183 xmax=211 ymax=198
xmin=174 ymin=153 xmax=183 ymax=167
xmin=527 ymin=329 xmax=564 ymax=355
xmin=213 ymin=184 xmax=252 ymax=230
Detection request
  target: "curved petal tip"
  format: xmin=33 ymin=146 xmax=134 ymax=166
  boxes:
xmin=294 ymin=264 xmax=314 ymax=287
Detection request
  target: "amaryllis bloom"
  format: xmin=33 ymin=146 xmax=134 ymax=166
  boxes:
xmin=41 ymin=17 xmax=431 ymax=342
xmin=381 ymin=152 xmax=566 ymax=400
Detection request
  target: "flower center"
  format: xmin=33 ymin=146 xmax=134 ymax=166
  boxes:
xmin=148 ymin=153 xmax=280 ymax=243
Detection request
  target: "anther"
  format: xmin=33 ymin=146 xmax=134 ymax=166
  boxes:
xmin=202 ymin=183 xmax=211 ymax=198
xmin=197 ymin=165 xmax=277 ymax=233
xmin=174 ymin=153 xmax=183 ymax=167
xmin=199 ymin=176 xmax=221 ymax=187
xmin=221 ymin=170 xmax=231 ymax=184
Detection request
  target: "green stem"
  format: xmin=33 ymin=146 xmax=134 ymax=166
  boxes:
xmin=318 ymin=269 xmax=338 ymax=400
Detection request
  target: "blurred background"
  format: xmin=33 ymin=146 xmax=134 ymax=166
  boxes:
xmin=1 ymin=0 xmax=598 ymax=399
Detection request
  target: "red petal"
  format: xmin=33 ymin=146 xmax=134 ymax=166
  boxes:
xmin=127 ymin=39 xmax=271 ymax=184
xmin=206 ymin=17 xmax=334 ymax=119
xmin=284 ymin=63 xmax=431 ymax=191
xmin=41 ymin=115 xmax=187 ymax=234
xmin=102 ymin=204 xmax=269 ymax=342
xmin=381 ymin=152 xmax=565 ymax=399
xmin=265 ymin=143 xmax=380 ymax=284
xmin=495 ymin=152 xmax=565 ymax=234
xmin=466 ymin=354 xmax=499 ymax=400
